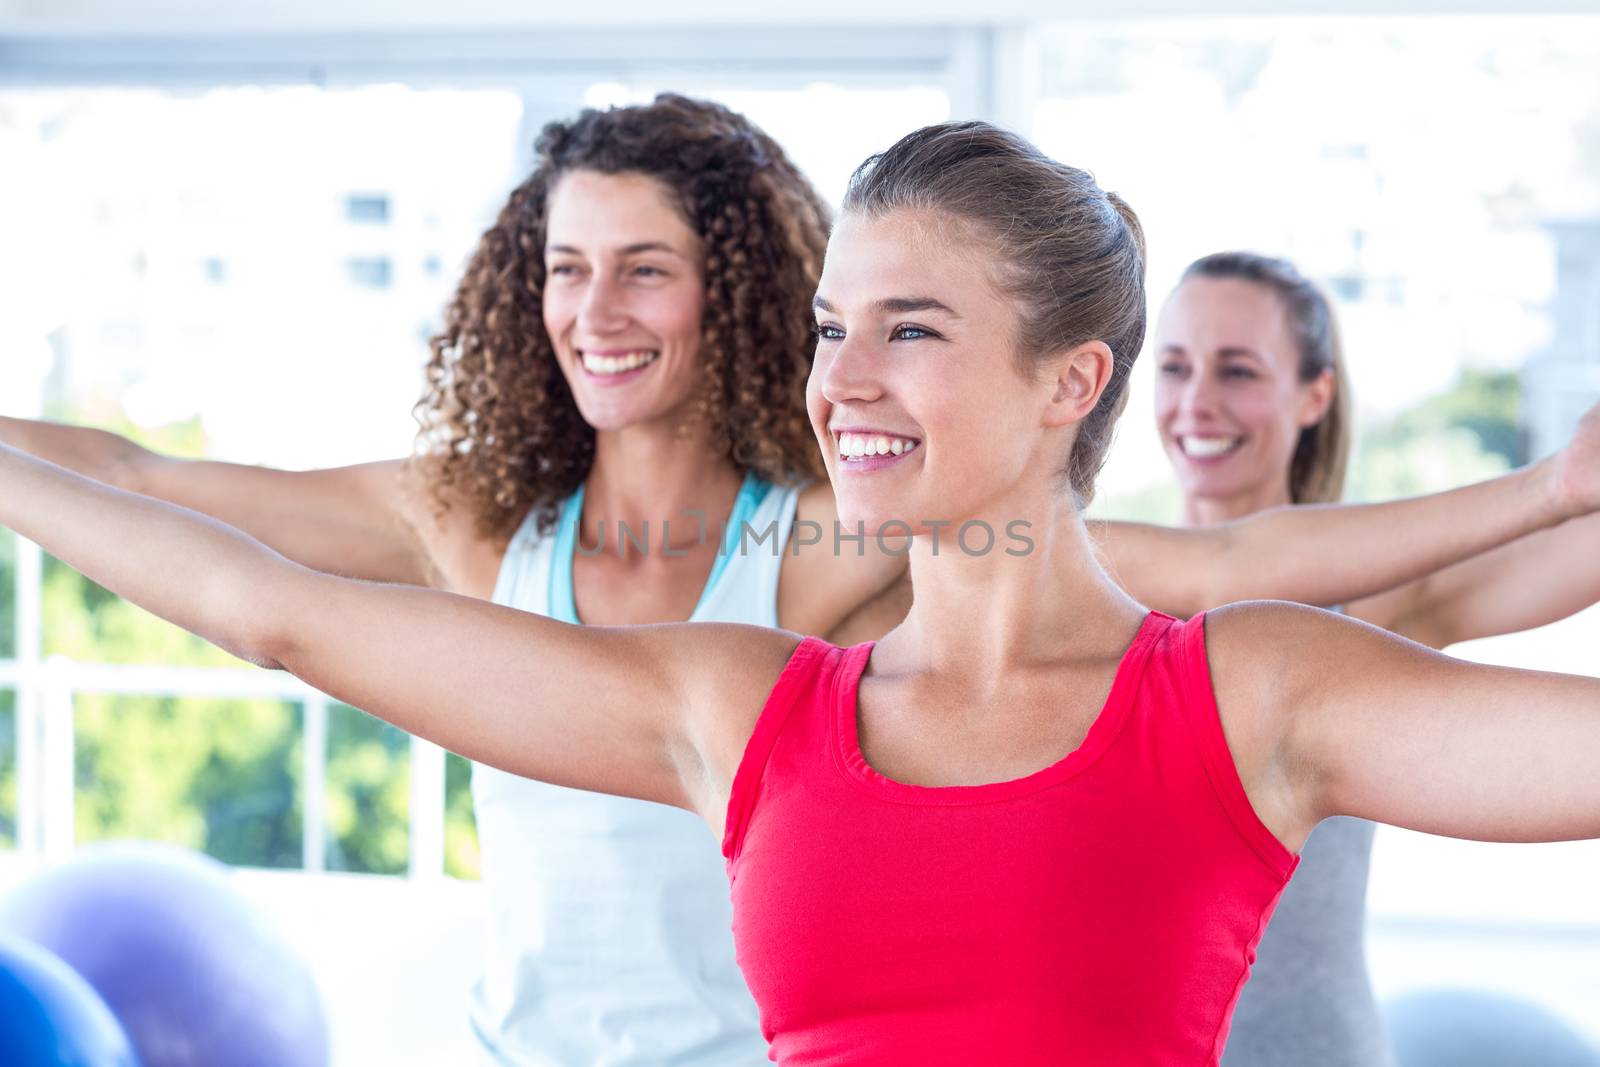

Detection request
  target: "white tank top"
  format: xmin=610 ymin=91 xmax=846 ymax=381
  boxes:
xmin=468 ymin=472 xmax=801 ymax=1066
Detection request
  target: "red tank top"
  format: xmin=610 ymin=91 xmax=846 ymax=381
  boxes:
xmin=722 ymin=611 xmax=1298 ymax=1066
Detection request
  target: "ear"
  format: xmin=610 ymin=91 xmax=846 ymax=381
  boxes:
xmin=1297 ymin=367 xmax=1336 ymax=429
xmin=1042 ymin=340 xmax=1116 ymax=430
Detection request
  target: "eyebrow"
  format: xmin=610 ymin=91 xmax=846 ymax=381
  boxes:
xmin=546 ymin=241 xmax=687 ymax=258
xmin=1159 ymin=344 xmax=1265 ymax=361
xmin=812 ymin=295 xmax=961 ymax=318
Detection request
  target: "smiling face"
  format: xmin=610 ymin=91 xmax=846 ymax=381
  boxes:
xmin=1154 ymin=276 xmax=1333 ymax=512
xmin=808 ymin=210 xmax=1102 ymax=536
xmin=541 ymin=170 xmax=708 ymax=433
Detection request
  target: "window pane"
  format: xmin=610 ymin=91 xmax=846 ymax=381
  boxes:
xmin=324 ymin=702 xmax=409 ymax=875
xmin=75 ymin=693 xmax=301 ymax=868
xmin=345 ymin=193 xmax=391 ymax=225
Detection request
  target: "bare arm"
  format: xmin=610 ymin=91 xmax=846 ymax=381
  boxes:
xmin=1352 ymin=511 xmax=1600 ymax=649
xmin=1093 ymin=403 xmax=1600 ymax=618
xmin=1350 ymin=404 xmax=1600 ymax=647
xmin=1206 ymin=602 xmax=1600 ymax=854
xmin=0 ymin=415 xmax=429 ymax=584
xmin=0 ymin=442 xmax=793 ymax=821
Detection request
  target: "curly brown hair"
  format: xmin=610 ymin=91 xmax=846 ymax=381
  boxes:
xmin=413 ymin=94 xmax=831 ymax=543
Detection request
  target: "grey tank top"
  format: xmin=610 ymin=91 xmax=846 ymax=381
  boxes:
xmin=1223 ymin=605 xmax=1396 ymax=1067
xmin=1224 ymin=817 xmax=1394 ymax=1066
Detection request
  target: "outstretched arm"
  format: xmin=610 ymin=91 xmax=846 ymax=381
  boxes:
xmin=1093 ymin=401 xmax=1600 ymax=618
xmin=0 ymin=415 xmax=429 ymax=584
xmin=0 ymin=442 xmax=793 ymax=820
xmin=1352 ymin=509 xmax=1600 ymax=649
xmin=1206 ymin=601 xmax=1600 ymax=855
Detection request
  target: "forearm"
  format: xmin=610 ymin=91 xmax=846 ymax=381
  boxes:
xmin=1401 ymin=511 xmax=1600 ymax=647
xmin=0 ymin=415 xmax=153 ymax=490
xmin=1207 ymin=457 xmax=1574 ymax=612
xmin=0 ymin=442 xmax=292 ymax=665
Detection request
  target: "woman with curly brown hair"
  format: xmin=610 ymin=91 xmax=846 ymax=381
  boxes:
xmin=4 ymin=98 xmax=1599 ymax=1065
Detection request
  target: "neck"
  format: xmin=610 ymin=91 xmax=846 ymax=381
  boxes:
xmin=582 ymin=419 xmax=744 ymax=553
xmin=880 ymin=482 xmax=1145 ymax=680
xmin=1181 ymin=478 xmax=1293 ymax=527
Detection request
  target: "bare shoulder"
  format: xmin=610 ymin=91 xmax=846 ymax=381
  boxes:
xmin=1200 ymin=602 xmax=1372 ymax=770
xmin=392 ymin=457 xmax=508 ymax=595
xmin=1200 ymin=601 xmax=1382 ymax=849
xmin=1204 ymin=599 xmax=1394 ymax=696
xmin=672 ymin=622 xmax=809 ymax=813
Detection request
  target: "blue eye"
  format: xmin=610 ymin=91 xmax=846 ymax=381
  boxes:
xmin=1159 ymin=362 xmax=1187 ymax=377
xmin=633 ymin=265 xmax=666 ymax=277
xmin=1222 ymin=366 xmax=1258 ymax=381
xmin=813 ymin=323 xmax=844 ymax=341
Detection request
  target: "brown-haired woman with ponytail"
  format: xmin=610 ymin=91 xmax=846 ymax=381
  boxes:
xmin=1155 ymin=250 xmax=1600 ymax=1067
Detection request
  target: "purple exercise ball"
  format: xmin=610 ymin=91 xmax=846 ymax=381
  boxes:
xmin=0 ymin=842 xmax=328 ymax=1067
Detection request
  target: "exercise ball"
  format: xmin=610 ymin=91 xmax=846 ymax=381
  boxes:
xmin=1385 ymin=987 xmax=1599 ymax=1067
xmin=0 ymin=842 xmax=328 ymax=1067
xmin=0 ymin=932 xmax=140 ymax=1066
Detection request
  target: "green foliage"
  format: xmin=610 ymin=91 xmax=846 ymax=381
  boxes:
xmin=75 ymin=693 xmax=302 ymax=867
xmin=0 ymin=529 xmax=14 ymax=659
xmin=0 ymin=690 xmax=14 ymax=848
xmin=1349 ymin=370 xmax=1520 ymax=501
xmin=324 ymin=703 xmax=409 ymax=875
xmin=1087 ymin=479 xmax=1184 ymax=526
xmin=445 ymin=752 xmax=480 ymax=880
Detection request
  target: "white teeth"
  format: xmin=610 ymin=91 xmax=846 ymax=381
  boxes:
xmin=837 ymin=431 xmax=919 ymax=460
xmin=581 ymin=350 xmax=659 ymax=375
xmin=1181 ymin=436 xmax=1241 ymax=458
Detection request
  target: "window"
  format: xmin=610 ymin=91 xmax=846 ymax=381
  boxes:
xmin=345 ymin=255 xmax=393 ymax=290
xmin=1 ymin=83 xmax=528 ymax=877
xmin=345 ymin=193 xmax=391 ymax=225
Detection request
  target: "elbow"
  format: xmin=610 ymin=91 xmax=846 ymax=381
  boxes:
xmin=210 ymin=559 xmax=313 ymax=672
xmin=213 ymin=605 xmax=295 ymax=673
xmin=1182 ymin=537 xmax=1235 ymax=617
xmin=110 ymin=439 xmax=159 ymax=495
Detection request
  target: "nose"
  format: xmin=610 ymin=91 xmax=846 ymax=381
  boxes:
xmin=817 ymin=334 xmax=886 ymax=408
xmin=576 ymin=274 xmax=630 ymax=335
xmin=1174 ymin=367 xmax=1223 ymax=423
